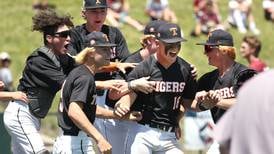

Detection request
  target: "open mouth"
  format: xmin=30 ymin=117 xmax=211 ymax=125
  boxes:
xmin=169 ymin=51 xmax=178 ymax=57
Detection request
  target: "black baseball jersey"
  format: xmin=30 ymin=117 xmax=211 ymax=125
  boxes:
xmin=127 ymin=55 xmax=197 ymax=127
xmin=66 ymin=24 xmax=130 ymax=81
xmin=58 ymin=65 xmax=97 ymax=135
xmin=17 ymin=46 xmax=66 ymax=118
xmin=198 ymin=62 xmax=256 ymax=122
xmin=106 ymin=49 xmax=143 ymax=108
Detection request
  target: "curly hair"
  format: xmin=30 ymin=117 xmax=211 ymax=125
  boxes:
xmin=32 ymin=9 xmax=74 ymax=44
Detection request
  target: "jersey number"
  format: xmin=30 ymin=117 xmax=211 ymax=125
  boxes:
xmin=173 ymin=96 xmax=181 ymax=110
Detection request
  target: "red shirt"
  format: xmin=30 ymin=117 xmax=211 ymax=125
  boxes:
xmin=249 ymin=59 xmax=267 ymax=72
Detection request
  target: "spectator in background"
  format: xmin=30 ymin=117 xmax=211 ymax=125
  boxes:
xmin=145 ymin=0 xmax=178 ymax=23
xmin=214 ymin=69 xmax=274 ymax=154
xmin=106 ymin=0 xmax=145 ymax=31
xmin=262 ymin=0 xmax=274 ymax=22
xmin=240 ymin=35 xmax=268 ymax=72
xmin=226 ymin=0 xmax=260 ymax=35
xmin=0 ymin=52 xmax=14 ymax=91
xmin=191 ymin=0 xmax=223 ymax=37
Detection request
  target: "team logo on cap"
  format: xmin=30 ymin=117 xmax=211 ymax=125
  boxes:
xmin=90 ymin=39 xmax=96 ymax=45
xmin=96 ymin=0 xmax=101 ymax=4
xmin=149 ymin=27 xmax=155 ymax=33
xmin=169 ymin=28 xmax=178 ymax=36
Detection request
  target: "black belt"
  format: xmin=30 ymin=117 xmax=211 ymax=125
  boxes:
xmin=142 ymin=123 xmax=175 ymax=132
xmin=63 ymin=131 xmax=79 ymax=136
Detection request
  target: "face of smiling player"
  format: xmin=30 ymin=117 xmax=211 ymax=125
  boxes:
xmin=157 ymin=41 xmax=181 ymax=65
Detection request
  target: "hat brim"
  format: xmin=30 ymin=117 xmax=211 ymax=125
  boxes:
xmin=92 ymin=43 xmax=116 ymax=47
xmin=84 ymin=6 xmax=108 ymax=9
xmin=196 ymin=42 xmax=219 ymax=46
xmin=160 ymin=37 xmax=187 ymax=43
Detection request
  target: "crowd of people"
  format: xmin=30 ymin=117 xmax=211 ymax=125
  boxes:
xmin=1 ymin=0 xmax=273 ymax=154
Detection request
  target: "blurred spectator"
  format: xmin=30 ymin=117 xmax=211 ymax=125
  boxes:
xmin=106 ymin=0 xmax=144 ymax=31
xmin=262 ymin=0 xmax=274 ymax=22
xmin=145 ymin=0 xmax=178 ymax=23
xmin=32 ymin=0 xmax=55 ymax=11
xmin=226 ymin=0 xmax=260 ymax=35
xmin=0 ymin=52 xmax=14 ymax=91
xmin=214 ymin=69 xmax=274 ymax=154
xmin=240 ymin=35 xmax=268 ymax=72
xmin=191 ymin=0 xmax=223 ymax=37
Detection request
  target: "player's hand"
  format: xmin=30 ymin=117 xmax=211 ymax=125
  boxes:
xmin=116 ymin=62 xmax=138 ymax=74
xmin=12 ymin=91 xmax=29 ymax=103
xmin=114 ymin=101 xmax=130 ymax=117
xmin=200 ymin=90 xmax=221 ymax=109
xmin=122 ymin=111 xmax=142 ymax=121
xmin=98 ymin=79 xmax=126 ymax=91
xmin=175 ymin=126 xmax=182 ymax=140
xmin=0 ymin=81 xmax=5 ymax=91
xmin=195 ymin=90 xmax=208 ymax=102
xmin=97 ymin=137 xmax=112 ymax=154
xmin=190 ymin=64 xmax=198 ymax=80
xmin=129 ymin=77 xmax=155 ymax=94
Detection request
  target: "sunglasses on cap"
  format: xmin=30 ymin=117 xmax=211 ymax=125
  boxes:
xmin=204 ymin=45 xmax=219 ymax=53
xmin=54 ymin=30 xmax=70 ymax=38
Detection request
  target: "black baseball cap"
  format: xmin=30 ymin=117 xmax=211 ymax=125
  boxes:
xmin=156 ymin=23 xmax=186 ymax=43
xmin=83 ymin=0 xmax=108 ymax=9
xmin=143 ymin=20 xmax=166 ymax=36
xmin=85 ymin=32 xmax=116 ymax=47
xmin=197 ymin=29 xmax=234 ymax=46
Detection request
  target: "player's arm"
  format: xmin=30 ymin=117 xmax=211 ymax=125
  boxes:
xmin=68 ymin=101 xmax=112 ymax=153
xmin=216 ymin=98 xmax=235 ymax=110
xmin=114 ymin=91 xmax=137 ymax=117
xmin=98 ymin=62 xmax=138 ymax=74
xmin=0 ymin=91 xmax=28 ymax=103
xmin=96 ymin=105 xmax=142 ymax=121
xmin=95 ymin=79 xmax=126 ymax=91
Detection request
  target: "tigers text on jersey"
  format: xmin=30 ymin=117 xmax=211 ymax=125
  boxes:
xmin=198 ymin=62 xmax=255 ymax=122
xmin=127 ymin=55 xmax=197 ymax=127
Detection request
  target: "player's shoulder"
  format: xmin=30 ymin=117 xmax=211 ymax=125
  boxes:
xmin=176 ymin=57 xmax=192 ymax=70
xmin=200 ymin=69 xmax=219 ymax=81
xmin=125 ymin=49 xmax=143 ymax=63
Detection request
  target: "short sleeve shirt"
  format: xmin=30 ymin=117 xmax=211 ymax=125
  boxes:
xmin=127 ymin=55 xmax=197 ymax=127
xmin=58 ymin=65 xmax=97 ymax=134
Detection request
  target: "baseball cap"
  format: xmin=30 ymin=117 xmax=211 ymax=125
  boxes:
xmin=83 ymin=0 xmax=108 ymax=9
xmin=156 ymin=23 xmax=186 ymax=43
xmin=197 ymin=29 xmax=234 ymax=46
xmin=85 ymin=31 xmax=116 ymax=47
xmin=143 ymin=20 xmax=166 ymax=36
xmin=0 ymin=52 xmax=11 ymax=60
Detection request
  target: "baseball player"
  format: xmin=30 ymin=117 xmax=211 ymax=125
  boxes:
xmin=196 ymin=29 xmax=257 ymax=122
xmin=52 ymin=32 xmax=141 ymax=154
xmin=61 ymin=0 xmax=137 ymax=142
xmin=102 ymin=20 xmax=166 ymax=154
xmin=3 ymin=9 xmax=73 ymax=154
xmin=114 ymin=23 xmax=207 ymax=154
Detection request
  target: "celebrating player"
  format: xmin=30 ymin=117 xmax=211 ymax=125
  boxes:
xmin=114 ymin=23 xmax=213 ymax=153
xmin=196 ymin=29 xmax=257 ymax=122
xmin=52 ymin=32 xmax=142 ymax=154
xmin=3 ymin=9 xmax=73 ymax=154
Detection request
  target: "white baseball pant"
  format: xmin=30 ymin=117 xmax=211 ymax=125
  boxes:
xmin=3 ymin=100 xmax=46 ymax=154
xmin=126 ymin=123 xmax=183 ymax=154
xmin=52 ymin=130 xmax=96 ymax=154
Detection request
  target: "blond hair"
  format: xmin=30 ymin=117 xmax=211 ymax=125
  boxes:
xmin=218 ymin=46 xmax=236 ymax=60
xmin=74 ymin=47 xmax=95 ymax=64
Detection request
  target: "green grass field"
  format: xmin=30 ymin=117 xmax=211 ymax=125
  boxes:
xmin=0 ymin=0 xmax=273 ymax=153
